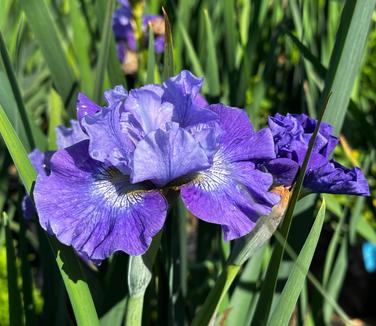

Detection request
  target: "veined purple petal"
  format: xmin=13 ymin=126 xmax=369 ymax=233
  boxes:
xmin=180 ymin=103 xmax=280 ymax=239
xmin=181 ymin=159 xmax=280 ymax=240
xmin=163 ymin=70 xmax=218 ymax=127
xmin=56 ymin=120 xmax=88 ymax=149
xmin=77 ymin=93 xmax=102 ymax=123
xmin=194 ymin=94 xmax=209 ymax=108
xmin=304 ymin=160 xmax=370 ymax=196
xmin=124 ymin=88 xmax=173 ymax=135
xmin=131 ymin=123 xmax=211 ymax=187
xmin=209 ymin=104 xmax=276 ymax=162
xmin=34 ymin=140 xmax=168 ymax=259
xmin=29 ymin=148 xmax=53 ymax=176
xmin=82 ymin=105 xmax=135 ymax=174
xmin=187 ymin=122 xmax=221 ymax=163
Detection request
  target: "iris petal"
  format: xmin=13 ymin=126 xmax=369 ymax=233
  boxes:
xmin=209 ymin=104 xmax=276 ymax=161
xmin=124 ymin=88 xmax=173 ymax=135
xmin=181 ymin=159 xmax=280 ymax=240
xmin=34 ymin=140 xmax=168 ymax=260
xmin=163 ymin=70 xmax=218 ymax=127
xmin=132 ymin=122 xmax=211 ymax=186
xmin=82 ymin=105 xmax=135 ymax=173
xmin=56 ymin=119 xmax=88 ymax=149
xmin=181 ymin=104 xmax=280 ymax=240
xmin=77 ymin=93 xmax=101 ymax=123
xmin=304 ymin=160 xmax=370 ymax=195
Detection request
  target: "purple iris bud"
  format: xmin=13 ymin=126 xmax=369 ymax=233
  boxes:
xmin=32 ymin=70 xmax=281 ymax=260
xmin=265 ymin=113 xmax=370 ymax=196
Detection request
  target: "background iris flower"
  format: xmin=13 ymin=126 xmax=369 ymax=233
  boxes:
xmin=263 ymin=113 xmax=370 ymax=196
xmin=112 ymin=0 xmax=164 ymax=73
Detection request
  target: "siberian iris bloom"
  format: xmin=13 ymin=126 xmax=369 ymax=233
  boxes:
xmin=33 ymin=70 xmax=280 ymax=261
xmin=263 ymin=113 xmax=370 ymax=196
xmin=112 ymin=0 xmax=164 ymax=73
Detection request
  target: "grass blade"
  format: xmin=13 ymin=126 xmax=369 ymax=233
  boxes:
xmin=320 ymin=0 xmax=376 ymax=134
xmin=227 ymin=247 xmax=266 ymax=326
xmin=223 ymin=0 xmax=237 ymax=71
xmin=251 ymin=95 xmax=330 ymax=325
xmin=162 ymin=8 xmax=174 ymax=80
xmin=0 ymin=30 xmax=35 ymax=150
xmin=0 ymin=105 xmax=36 ymax=192
xmin=0 ymin=105 xmax=100 ymax=326
xmin=19 ymin=0 xmax=77 ymax=107
xmin=268 ymin=200 xmax=326 ymax=326
xmin=93 ymin=0 xmax=116 ymax=103
xmin=47 ymin=89 xmax=64 ymax=150
xmin=146 ymin=25 xmax=156 ymax=84
xmin=203 ymin=10 xmax=220 ymax=97
xmin=4 ymin=211 xmax=24 ymax=326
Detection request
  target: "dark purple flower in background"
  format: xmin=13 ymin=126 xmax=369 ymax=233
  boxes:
xmin=32 ymin=70 xmax=279 ymax=260
xmin=264 ymin=113 xmax=369 ymax=196
xmin=112 ymin=0 xmax=165 ymax=71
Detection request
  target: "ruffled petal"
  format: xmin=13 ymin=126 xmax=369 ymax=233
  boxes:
xmin=77 ymin=93 xmax=101 ymax=123
xmin=34 ymin=140 xmax=168 ymax=260
xmin=132 ymin=123 xmax=211 ymax=186
xmin=181 ymin=160 xmax=280 ymax=240
xmin=104 ymin=85 xmax=128 ymax=107
xmin=303 ymin=160 xmax=370 ymax=195
xmin=124 ymin=88 xmax=173 ymax=134
xmin=162 ymin=70 xmax=218 ymax=127
xmin=187 ymin=122 xmax=221 ymax=163
xmin=56 ymin=120 xmax=88 ymax=149
xmin=209 ymin=104 xmax=275 ymax=161
xmin=29 ymin=148 xmax=53 ymax=176
xmin=82 ymin=106 xmax=135 ymax=173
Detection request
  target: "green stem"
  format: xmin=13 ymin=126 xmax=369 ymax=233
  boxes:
xmin=125 ymin=295 xmax=144 ymax=326
xmin=192 ymin=264 xmax=241 ymax=326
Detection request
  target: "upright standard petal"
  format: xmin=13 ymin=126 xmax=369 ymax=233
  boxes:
xmin=181 ymin=104 xmax=280 ymax=240
xmin=162 ymin=70 xmax=218 ymax=127
xmin=82 ymin=105 xmax=135 ymax=173
xmin=209 ymin=104 xmax=275 ymax=161
xmin=56 ymin=120 xmax=88 ymax=149
xmin=124 ymin=88 xmax=173 ymax=135
xmin=34 ymin=141 xmax=168 ymax=260
xmin=104 ymin=85 xmax=128 ymax=106
xmin=132 ymin=123 xmax=211 ymax=187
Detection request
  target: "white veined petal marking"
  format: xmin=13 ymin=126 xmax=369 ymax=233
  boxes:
xmin=91 ymin=167 xmax=147 ymax=208
xmin=190 ymin=151 xmax=231 ymax=191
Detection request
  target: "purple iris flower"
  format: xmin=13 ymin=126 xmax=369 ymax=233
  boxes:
xmin=264 ymin=113 xmax=369 ymax=196
xmin=32 ymin=70 xmax=280 ymax=260
xmin=112 ymin=0 xmax=165 ymax=64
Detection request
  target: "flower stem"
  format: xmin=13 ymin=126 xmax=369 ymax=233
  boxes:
xmin=192 ymin=264 xmax=241 ymax=326
xmin=125 ymin=295 xmax=144 ymax=326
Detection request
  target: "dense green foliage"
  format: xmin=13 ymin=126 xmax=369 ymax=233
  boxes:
xmin=0 ymin=0 xmax=375 ymax=325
